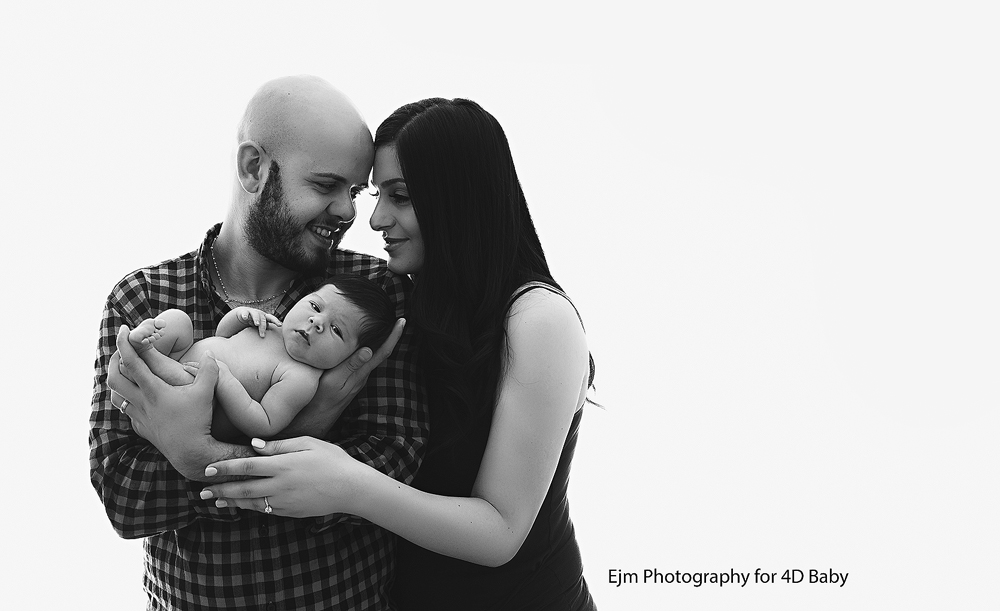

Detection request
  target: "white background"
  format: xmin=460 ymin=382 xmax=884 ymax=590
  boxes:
xmin=2 ymin=1 xmax=997 ymax=609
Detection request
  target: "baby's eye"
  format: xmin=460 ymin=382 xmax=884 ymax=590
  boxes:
xmin=309 ymin=300 xmax=320 ymax=312
xmin=331 ymin=326 xmax=343 ymax=339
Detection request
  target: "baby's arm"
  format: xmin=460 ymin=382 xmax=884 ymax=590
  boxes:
xmin=215 ymin=363 xmax=318 ymax=438
xmin=216 ymin=307 xmax=281 ymax=339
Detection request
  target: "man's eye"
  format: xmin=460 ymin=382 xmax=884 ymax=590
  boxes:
xmin=314 ymin=182 xmax=335 ymax=193
xmin=331 ymin=326 xmax=343 ymax=338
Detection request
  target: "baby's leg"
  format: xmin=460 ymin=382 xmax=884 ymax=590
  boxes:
xmin=129 ymin=309 xmax=194 ymax=355
xmin=128 ymin=309 xmax=196 ymax=386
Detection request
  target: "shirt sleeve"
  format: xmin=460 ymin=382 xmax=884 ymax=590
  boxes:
xmin=88 ymin=275 xmax=240 ymax=539
xmin=313 ymin=269 xmax=430 ymax=531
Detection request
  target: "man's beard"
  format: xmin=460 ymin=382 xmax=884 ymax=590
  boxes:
xmin=243 ymin=161 xmax=343 ymax=274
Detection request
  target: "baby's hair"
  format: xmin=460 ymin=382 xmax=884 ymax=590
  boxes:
xmin=325 ymin=275 xmax=396 ymax=349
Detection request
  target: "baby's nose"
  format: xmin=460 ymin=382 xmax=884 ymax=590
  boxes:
xmin=309 ymin=316 xmax=324 ymax=332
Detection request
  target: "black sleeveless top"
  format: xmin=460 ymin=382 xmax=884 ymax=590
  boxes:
xmin=390 ymin=284 xmax=596 ymax=611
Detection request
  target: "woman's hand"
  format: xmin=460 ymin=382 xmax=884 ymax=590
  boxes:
xmin=199 ymin=437 xmax=365 ymax=518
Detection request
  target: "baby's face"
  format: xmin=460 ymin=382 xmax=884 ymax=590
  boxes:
xmin=282 ymin=285 xmax=364 ymax=369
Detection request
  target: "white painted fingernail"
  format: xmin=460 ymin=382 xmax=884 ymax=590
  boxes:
xmin=251 ymin=438 xmax=265 ymax=449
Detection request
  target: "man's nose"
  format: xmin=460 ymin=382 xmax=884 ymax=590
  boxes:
xmin=326 ymin=192 xmax=357 ymax=225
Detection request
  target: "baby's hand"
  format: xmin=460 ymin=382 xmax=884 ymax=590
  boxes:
xmin=233 ymin=307 xmax=282 ymax=338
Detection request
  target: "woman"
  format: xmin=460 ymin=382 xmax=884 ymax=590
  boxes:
xmin=204 ymin=98 xmax=597 ymax=610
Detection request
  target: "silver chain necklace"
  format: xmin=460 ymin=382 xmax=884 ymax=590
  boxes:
xmin=210 ymin=242 xmax=287 ymax=306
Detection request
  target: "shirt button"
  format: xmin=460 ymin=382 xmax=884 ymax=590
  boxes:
xmin=266 ymin=602 xmax=276 ymax=611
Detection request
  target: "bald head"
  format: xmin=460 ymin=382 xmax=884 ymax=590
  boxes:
xmin=238 ymin=75 xmax=370 ymax=157
xmin=222 ymin=76 xmax=374 ymax=272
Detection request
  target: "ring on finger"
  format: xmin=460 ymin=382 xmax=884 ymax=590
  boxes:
xmin=263 ymin=496 xmax=273 ymax=514
xmin=118 ymin=399 xmax=130 ymax=414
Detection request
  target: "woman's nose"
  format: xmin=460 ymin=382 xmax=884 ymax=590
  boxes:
xmin=369 ymin=197 xmax=392 ymax=231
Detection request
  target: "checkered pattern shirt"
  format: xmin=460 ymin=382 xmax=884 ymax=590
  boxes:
xmin=89 ymin=224 xmax=429 ymax=610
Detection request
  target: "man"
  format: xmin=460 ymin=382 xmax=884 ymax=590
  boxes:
xmin=90 ymin=76 xmax=429 ymax=610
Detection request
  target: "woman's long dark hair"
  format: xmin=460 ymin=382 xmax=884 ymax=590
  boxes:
xmin=375 ymin=98 xmax=588 ymax=457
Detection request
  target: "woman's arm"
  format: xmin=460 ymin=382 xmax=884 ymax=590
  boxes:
xmin=203 ymin=289 xmax=589 ymax=566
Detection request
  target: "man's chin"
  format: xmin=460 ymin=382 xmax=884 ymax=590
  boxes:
xmin=297 ymin=240 xmax=340 ymax=273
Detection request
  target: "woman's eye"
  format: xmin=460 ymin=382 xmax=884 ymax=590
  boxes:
xmin=389 ymin=192 xmax=411 ymax=205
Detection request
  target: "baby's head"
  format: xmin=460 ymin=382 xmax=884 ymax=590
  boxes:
xmin=281 ymin=275 xmax=395 ymax=369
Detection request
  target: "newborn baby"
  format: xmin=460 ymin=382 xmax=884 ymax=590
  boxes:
xmin=129 ymin=275 xmax=394 ymax=440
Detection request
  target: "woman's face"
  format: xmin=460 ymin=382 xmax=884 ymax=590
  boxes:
xmin=370 ymin=145 xmax=425 ymax=276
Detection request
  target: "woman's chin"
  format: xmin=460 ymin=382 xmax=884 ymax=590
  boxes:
xmin=387 ymin=258 xmax=419 ymax=277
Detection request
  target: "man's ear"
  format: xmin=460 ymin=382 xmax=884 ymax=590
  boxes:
xmin=236 ymin=141 xmax=266 ymax=194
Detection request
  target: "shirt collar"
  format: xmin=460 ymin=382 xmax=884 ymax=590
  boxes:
xmin=196 ymin=223 xmax=222 ymax=300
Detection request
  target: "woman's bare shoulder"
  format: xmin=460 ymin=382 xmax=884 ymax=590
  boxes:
xmin=505 ymin=287 xmax=587 ymax=362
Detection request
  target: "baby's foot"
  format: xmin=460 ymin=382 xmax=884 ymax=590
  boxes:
xmin=129 ymin=317 xmax=167 ymax=352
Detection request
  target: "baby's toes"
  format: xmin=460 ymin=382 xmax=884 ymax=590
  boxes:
xmin=129 ymin=319 xmax=157 ymax=345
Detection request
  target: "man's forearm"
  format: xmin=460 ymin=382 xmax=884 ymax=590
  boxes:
xmin=164 ymin=433 xmax=259 ymax=482
xmin=90 ymin=426 xmax=247 ymax=538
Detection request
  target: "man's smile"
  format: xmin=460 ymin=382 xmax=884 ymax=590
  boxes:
xmin=308 ymin=224 xmax=336 ymax=241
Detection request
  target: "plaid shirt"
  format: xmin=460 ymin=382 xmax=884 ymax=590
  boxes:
xmin=89 ymin=224 xmax=428 ymax=610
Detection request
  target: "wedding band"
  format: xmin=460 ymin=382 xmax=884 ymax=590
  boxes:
xmin=263 ymin=496 xmax=272 ymax=514
xmin=119 ymin=399 xmax=130 ymax=414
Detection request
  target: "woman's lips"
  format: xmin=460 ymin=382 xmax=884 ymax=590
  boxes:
xmin=383 ymin=237 xmax=407 ymax=253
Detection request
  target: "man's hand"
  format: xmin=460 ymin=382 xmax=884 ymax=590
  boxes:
xmin=215 ymin=359 xmax=235 ymax=381
xmin=108 ymin=325 xmax=221 ymax=480
xmin=283 ymin=318 xmax=406 ymax=437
